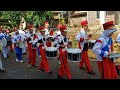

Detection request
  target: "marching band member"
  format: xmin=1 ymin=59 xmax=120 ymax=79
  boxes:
xmin=54 ymin=25 xmax=72 ymax=79
xmin=44 ymin=22 xmax=51 ymax=47
xmin=25 ymin=25 xmax=38 ymax=68
xmin=12 ymin=28 xmax=24 ymax=63
xmin=35 ymin=27 xmax=41 ymax=57
xmin=53 ymin=23 xmax=62 ymax=40
xmin=1 ymin=28 xmax=10 ymax=60
xmin=92 ymin=21 xmax=118 ymax=79
xmin=0 ymin=28 xmax=5 ymax=72
xmin=76 ymin=20 xmax=94 ymax=74
xmin=53 ymin=23 xmax=62 ymax=64
xmin=44 ymin=22 xmax=50 ymax=36
xmin=33 ymin=26 xmax=53 ymax=77
xmin=115 ymin=32 xmax=120 ymax=74
xmin=19 ymin=24 xmax=27 ymax=54
xmin=6 ymin=29 xmax=13 ymax=52
xmin=116 ymin=31 xmax=120 ymax=43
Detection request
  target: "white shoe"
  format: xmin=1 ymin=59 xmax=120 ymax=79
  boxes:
xmin=19 ymin=60 xmax=23 ymax=63
xmin=16 ymin=58 xmax=19 ymax=62
xmin=27 ymin=64 xmax=31 ymax=68
xmin=57 ymin=61 xmax=61 ymax=64
xmin=38 ymin=55 xmax=41 ymax=57
xmin=0 ymin=68 xmax=5 ymax=72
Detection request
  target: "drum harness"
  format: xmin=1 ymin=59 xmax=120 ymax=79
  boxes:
xmin=38 ymin=34 xmax=46 ymax=47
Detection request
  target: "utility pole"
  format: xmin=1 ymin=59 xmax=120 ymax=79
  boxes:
xmin=100 ymin=11 xmax=106 ymax=24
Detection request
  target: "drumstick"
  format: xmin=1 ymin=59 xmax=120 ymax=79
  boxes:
xmin=91 ymin=27 xmax=101 ymax=36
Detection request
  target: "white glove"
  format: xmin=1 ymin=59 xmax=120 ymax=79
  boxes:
xmin=29 ymin=41 xmax=32 ymax=43
xmin=42 ymin=46 xmax=47 ymax=49
xmin=37 ymin=43 xmax=40 ymax=47
xmin=62 ymin=48 xmax=66 ymax=52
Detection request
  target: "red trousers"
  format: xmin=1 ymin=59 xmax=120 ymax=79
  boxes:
xmin=58 ymin=48 xmax=72 ymax=79
xmin=38 ymin=46 xmax=50 ymax=72
xmin=27 ymin=43 xmax=36 ymax=65
xmin=80 ymin=51 xmax=92 ymax=72
xmin=9 ymin=45 xmax=13 ymax=51
xmin=97 ymin=58 xmax=118 ymax=79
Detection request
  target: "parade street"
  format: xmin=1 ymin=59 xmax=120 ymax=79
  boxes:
xmin=0 ymin=52 xmax=120 ymax=79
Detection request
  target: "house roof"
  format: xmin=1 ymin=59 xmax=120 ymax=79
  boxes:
xmin=70 ymin=12 xmax=87 ymax=17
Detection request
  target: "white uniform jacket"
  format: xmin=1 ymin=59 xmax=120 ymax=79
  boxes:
xmin=76 ymin=29 xmax=88 ymax=51
xmin=92 ymin=35 xmax=113 ymax=61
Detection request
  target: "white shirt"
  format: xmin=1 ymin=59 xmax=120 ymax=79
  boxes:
xmin=76 ymin=29 xmax=88 ymax=51
xmin=45 ymin=28 xmax=50 ymax=36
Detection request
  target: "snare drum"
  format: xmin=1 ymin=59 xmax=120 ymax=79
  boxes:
xmin=109 ymin=53 xmax=120 ymax=62
xmin=89 ymin=40 xmax=96 ymax=49
xmin=46 ymin=47 xmax=57 ymax=58
xmin=67 ymin=48 xmax=81 ymax=62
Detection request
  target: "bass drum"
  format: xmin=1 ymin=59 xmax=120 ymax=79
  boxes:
xmin=1 ymin=37 xmax=7 ymax=47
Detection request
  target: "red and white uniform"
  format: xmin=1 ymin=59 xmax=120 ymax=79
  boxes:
xmin=92 ymin=21 xmax=118 ymax=79
xmin=54 ymin=25 xmax=72 ymax=79
xmin=33 ymin=26 xmax=51 ymax=73
xmin=76 ymin=20 xmax=92 ymax=73
xmin=25 ymin=25 xmax=37 ymax=66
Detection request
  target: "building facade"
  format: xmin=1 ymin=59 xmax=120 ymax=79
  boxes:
xmin=68 ymin=11 xmax=120 ymax=26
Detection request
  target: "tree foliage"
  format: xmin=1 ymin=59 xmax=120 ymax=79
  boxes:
xmin=0 ymin=11 xmax=53 ymax=28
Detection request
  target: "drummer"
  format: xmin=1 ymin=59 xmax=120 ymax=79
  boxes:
xmin=54 ymin=25 xmax=72 ymax=79
xmin=76 ymin=20 xmax=94 ymax=74
xmin=32 ymin=26 xmax=53 ymax=77
xmin=25 ymin=24 xmax=38 ymax=68
xmin=92 ymin=21 xmax=118 ymax=79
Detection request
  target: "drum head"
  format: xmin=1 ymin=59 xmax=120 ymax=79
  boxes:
xmin=89 ymin=40 xmax=96 ymax=43
xmin=1 ymin=37 xmax=7 ymax=47
xmin=46 ymin=47 xmax=57 ymax=51
xmin=109 ymin=53 xmax=120 ymax=58
xmin=67 ymin=48 xmax=81 ymax=54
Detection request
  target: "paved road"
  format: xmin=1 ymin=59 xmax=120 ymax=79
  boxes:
xmin=0 ymin=52 xmax=120 ymax=79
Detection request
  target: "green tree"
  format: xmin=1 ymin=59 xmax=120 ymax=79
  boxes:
xmin=0 ymin=11 xmax=53 ymax=29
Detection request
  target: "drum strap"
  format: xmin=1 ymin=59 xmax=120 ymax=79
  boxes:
xmin=39 ymin=35 xmax=46 ymax=45
xmin=99 ymin=36 xmax=113 ymax=54
xmin=59 ymin=35 xmax=68 ymax=44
